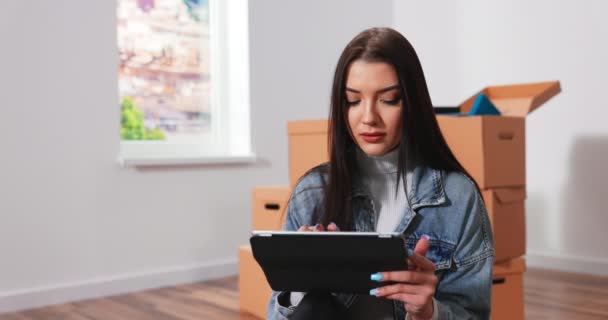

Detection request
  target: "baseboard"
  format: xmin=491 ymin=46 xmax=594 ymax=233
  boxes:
xmin=0 ymin=258 xmax=238 ymax=314
xmin=526 ymin=251 xmax=608 ymax=276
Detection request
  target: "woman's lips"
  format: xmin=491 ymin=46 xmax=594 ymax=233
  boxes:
xmin=360 ymin=132 xmax=386 ymax=143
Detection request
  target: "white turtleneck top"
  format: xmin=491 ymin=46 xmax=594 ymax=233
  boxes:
xmin=356 ymin=147 xmax=408 ymax=233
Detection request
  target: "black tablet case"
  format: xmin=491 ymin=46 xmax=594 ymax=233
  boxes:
xmin=250 ymin=232 xmax=408 ymax=294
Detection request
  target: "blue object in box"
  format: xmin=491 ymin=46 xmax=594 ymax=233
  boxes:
xmin=468 ymin=93 xmax=501 ymax=116
xmin=442 ymin=93 xmax=501 ymax=116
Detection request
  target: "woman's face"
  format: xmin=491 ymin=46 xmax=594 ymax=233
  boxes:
xmin=345 ymin=60 xmax=403 ymax=157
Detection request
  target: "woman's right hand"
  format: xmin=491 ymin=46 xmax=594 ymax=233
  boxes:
xmin=297 ymin=222 xmax=340 ymax=232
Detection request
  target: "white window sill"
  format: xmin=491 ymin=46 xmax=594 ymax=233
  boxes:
xmin=118 ymin=152 xmax=256 ymax=167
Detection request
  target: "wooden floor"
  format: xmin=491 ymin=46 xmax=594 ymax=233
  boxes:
xmin=523 ymin=268 xmax=608 ymax=320
xmin=1 ymin=268 xmax=606 ymax=320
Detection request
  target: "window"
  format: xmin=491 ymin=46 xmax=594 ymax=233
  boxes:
xmin=117 ymin=0 xmax=253 ymax=165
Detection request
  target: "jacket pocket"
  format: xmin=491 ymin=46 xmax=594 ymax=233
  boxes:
xmin=406 ymin=235 xmax=455 ymax=271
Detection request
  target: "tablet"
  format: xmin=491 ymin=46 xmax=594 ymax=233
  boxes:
xmin=250 ymin=230 xmax=408 ymax=294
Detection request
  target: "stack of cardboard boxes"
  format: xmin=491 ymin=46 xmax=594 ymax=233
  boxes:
xmin=239 ymin=187 xmax=291 ymax=319
xmin=239 ymin=81 xmax=561 ymax=320
xmin=437 ymin=81 xmax=561 ymax=320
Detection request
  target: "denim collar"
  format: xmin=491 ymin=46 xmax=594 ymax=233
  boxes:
xmin=352 ymin=165 xmax=446 ymax=211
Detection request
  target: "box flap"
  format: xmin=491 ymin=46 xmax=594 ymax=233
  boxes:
xmin=288 ymin=120 xmax=328 ymax=134
xmin=460 ymin=81 xmax=561 ymax=117
xmin=494 ymin=188 xmax=526 ymax=204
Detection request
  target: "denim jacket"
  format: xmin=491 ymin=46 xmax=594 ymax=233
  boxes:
xmin=267 ymin=163 xmax=495 ymax=320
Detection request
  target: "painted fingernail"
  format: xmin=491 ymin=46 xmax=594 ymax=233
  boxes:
xmin=422 ymin=234 xmax=430 ymax=240
xmin=370 ymin=273 xmax=383 ymax=281
xmin=329 ymin=222 xmax=338 ymax=229
xmin=369 ymin=288 xmax=379 ymax=296
xmin=315 ymin=224 xmax=322 ymax=230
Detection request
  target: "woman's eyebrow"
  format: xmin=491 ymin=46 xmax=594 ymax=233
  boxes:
xmin=345 ymin=84 xmax=400 ymax=94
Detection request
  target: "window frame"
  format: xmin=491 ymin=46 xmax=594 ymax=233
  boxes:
xmin=118 ymin=0 xmax=254 ymax=166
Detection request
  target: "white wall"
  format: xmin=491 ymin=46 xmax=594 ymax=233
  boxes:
xmin=395 ymin=0 xmax=608 ymax=275
xmin=392 ymin=2 xmax=465 ymax=106
xmin=0 ymin=0 xmax=393 ymax=313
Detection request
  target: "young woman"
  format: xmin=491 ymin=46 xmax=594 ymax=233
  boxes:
xmin=267 ymin=27 xmax=494 ymax=320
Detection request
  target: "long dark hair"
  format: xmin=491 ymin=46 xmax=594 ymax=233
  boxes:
xmin=323 ymin=27 xmax=478 ymax=230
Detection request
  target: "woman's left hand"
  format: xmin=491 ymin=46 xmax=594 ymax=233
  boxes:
xmin=370 ymin=235 xmax=438 ymax=320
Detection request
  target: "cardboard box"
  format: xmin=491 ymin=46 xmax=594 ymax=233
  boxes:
xmin=252 ymin=186 xmax=291 ymax=231
xmin=287 ymin=120 xmax=329 ymax=187
xmin=437 ymin=81 xmax=561 ymax=189
xmin=482 ymin=188 xmax=526 ymax=263
xmin=436 ymin=116 xmax=525 ymax=188
xmin=239 ymin=245 xmax=272 ymax=319
xmin=491 ymin=257 xmax=526 ymax=320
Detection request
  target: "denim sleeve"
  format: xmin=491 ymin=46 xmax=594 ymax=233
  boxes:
xmin=267 ymin=291 xmax=296 ymax=320
xmin=434 ymin=185 xmax=495 ymax=320
xmin=265 ymin=189 xmax=311 ymax=320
